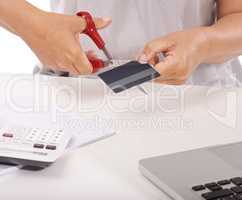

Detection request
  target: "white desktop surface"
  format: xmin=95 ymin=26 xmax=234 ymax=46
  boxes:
xmin=0 ymin=74 xmax=242 ymax=200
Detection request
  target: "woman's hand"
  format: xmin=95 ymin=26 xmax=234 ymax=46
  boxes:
xmin=138 ymin=28 xmax=211 ymax=85
xmin=0 ymin=1 xmax=111 ymax=74
xmin=20 ymin=12 xmax=111 ymax=75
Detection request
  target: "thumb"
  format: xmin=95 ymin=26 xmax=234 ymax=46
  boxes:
xmin=94 ymin=17 xmax=112 ymax=29
xmin=138 ymin=37 xmax=173 ymax=63
xmin=73 ymin=16 xmax=111 ymax=32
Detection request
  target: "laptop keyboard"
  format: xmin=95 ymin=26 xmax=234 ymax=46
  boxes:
xmin=192 ymin=177 xmax=242 ymax=200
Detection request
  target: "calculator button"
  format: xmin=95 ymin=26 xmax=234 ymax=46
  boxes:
xmin=2 ymin=133 xmax=14 ymax=138
xmin=13 ymin=140 xmax=21 ymax=144
xmin=37 ymin=130 xmax=52 ymax=143
xmin=33 ymin=144 xmax=44 ymax=149
xmin=26 ymin=129 xmax=41 ymax=142
xmin=50 ymin=132 xmax=63 ymax=144
xmin=37 ymin=137 xmax=48 ymax=143
xmin=46 ymin=145 xmax=57 ymax=150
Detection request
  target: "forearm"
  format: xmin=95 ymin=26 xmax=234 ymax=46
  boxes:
xmin=0 ymin=0 xmax=46 ymax=37
xmin=204 ymin=13 xmax=242 ymax=63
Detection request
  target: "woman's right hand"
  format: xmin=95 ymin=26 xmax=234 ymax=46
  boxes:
xmin=18 ymin=11 xmax=111 ymax=75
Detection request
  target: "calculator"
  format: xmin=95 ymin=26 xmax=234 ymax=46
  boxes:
xmin=0 ymin=125 xmax=72 ymax=169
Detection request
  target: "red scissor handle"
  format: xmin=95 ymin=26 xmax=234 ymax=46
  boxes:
xmin=89 ymin=57 xmax=105 ymax=73
xmin=77 ymin=11 xmax=105 ymax=50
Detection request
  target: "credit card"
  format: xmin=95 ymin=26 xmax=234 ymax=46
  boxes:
xmin=98 ymin=61 xmax=160 ymax=93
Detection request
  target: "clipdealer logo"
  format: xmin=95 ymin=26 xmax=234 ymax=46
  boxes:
xmin=4 ymin=74 xmax=239 ymax=129
xmin=206 ymin=87 xmax=238 ymax=128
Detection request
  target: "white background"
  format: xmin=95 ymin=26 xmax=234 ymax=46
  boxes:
xmin=0 ymin=1 xmax=241 ymax=74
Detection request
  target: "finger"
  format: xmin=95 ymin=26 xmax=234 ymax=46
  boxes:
xmin=94 ymin=17 xmax=112 ymax=29
xmin=58 ymin=61 xmax=80 ymax=75
xmin=139 ymin=37 xmax=173 ymax=62
xmin=72 ymin=16 xmax=87 ymax=32
xmin=70 ymin=63 xmax=81 ymax=75
xmin=74 ymin=46 xmax=93 ymax=75
xmin=86 ymin=50 xmax=98 ymax=59
xmin=149 ymin=55 xmax=159 ymax=66
xmin=154 ymin=56 xmax=177 ymax=79
xmin=64 ymin=65 xmax=79 ymax=74
xmin=49 ymin=63 xmax=79 ymax=75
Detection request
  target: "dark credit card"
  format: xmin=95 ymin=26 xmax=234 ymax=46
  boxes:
xmin=98 ymin=61 xmax=160 ymax=93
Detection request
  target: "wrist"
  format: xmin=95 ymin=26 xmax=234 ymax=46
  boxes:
xmin=192 ymin=27 xmax=214 ymax=65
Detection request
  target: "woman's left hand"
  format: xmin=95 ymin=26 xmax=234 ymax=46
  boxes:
xmin=138 ymin=27 xmax=211 ymax=85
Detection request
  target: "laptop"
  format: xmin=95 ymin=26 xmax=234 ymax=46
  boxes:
xmin=139 ymin=142 xmax=242 ymax=200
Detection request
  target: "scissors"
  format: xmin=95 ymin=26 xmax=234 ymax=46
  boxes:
xmin=39 ymin=11 xmax=148 ymax=95
xmin=76 ymin=11 xmax=113 ymax=73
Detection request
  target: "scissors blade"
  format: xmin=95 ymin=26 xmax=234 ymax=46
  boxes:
xmin=138 ymin=86 xmax=148 ymax=95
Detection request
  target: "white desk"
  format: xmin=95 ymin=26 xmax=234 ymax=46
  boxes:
xmin=0 ymin=74 xmax=242 ymax=200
